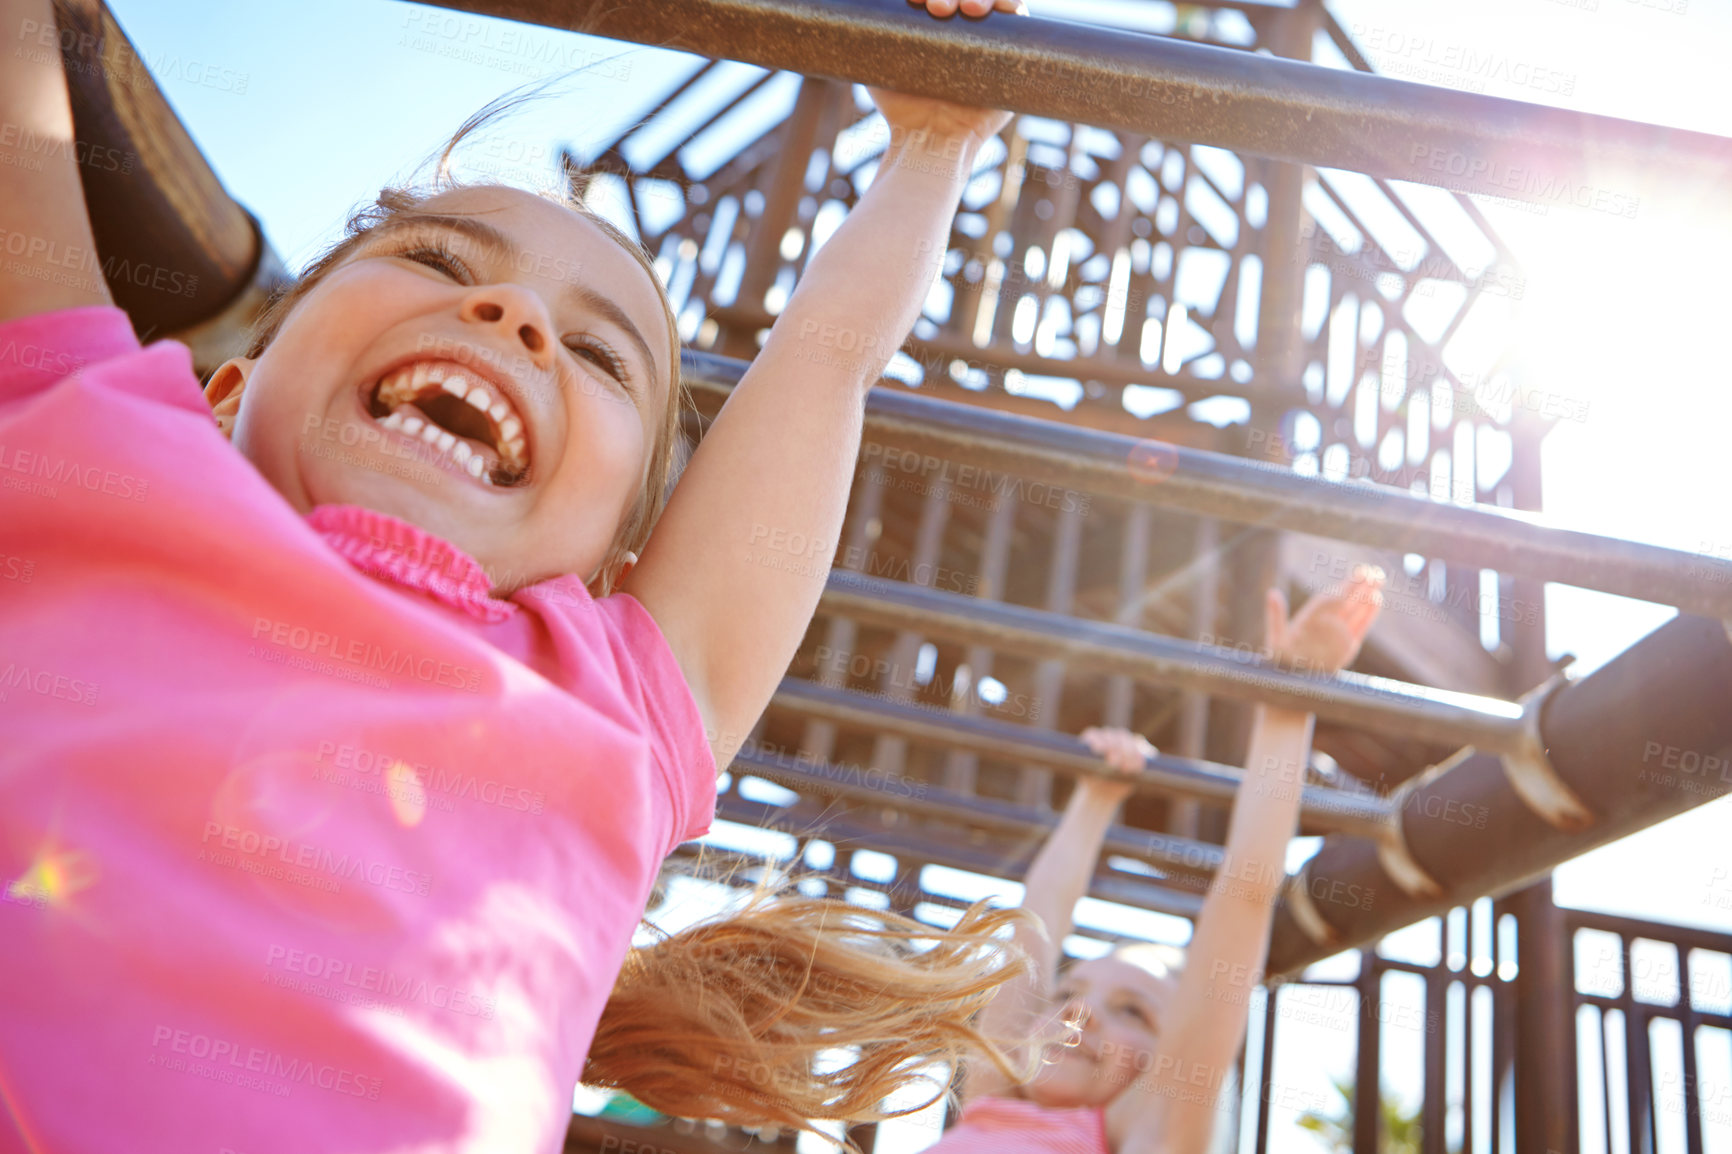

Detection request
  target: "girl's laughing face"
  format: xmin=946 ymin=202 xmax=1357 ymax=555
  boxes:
xmin=211 ymin=185 xmax=672 ymax=589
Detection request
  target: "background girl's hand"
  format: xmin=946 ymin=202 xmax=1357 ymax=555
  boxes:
xmin=1265 ymin=567 xmax=1386 ymax=676
xmin=911 ymin=0 xmax=1026 ymax=17
xmin=865 ymin=0 xmax=1027 ymax=151
xmin=1078 ymin=726 xmax=1155 ymax=804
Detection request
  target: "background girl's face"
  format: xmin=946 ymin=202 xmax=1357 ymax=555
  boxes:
xmin=1027 ymin=956 xmax=1175 ymax=1110
xmin=220 ymin=185 xmax=671 ymax=588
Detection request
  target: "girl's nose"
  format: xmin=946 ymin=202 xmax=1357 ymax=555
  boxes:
xmin=459 ymin=285 xmax=555 ymax=370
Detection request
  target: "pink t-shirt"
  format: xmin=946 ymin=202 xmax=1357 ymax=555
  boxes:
xmin=928 ymin=1096 xmax=1110 ymax=1154
xmin=0 ymin=308 xmax=717 ymax=1154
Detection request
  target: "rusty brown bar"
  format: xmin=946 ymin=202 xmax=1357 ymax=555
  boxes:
xmin=817 ymin=570 xmax=1528 ymax=753
xmin=421 ymin=0 xmax=1732 ymax=207
xmin=683 ymin=350 xmax=1732 ymax=619
xmin=769 ymin=678 xmax=1394 ymax=838
xmin=52 ymin=0 xmax=276 ymax=345
xmin=1265 ymin=613 xmax=1732 ymax=977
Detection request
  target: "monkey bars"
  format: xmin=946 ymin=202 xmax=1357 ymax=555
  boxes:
xmin=425 ymin=0 xmax=1732 ymax=208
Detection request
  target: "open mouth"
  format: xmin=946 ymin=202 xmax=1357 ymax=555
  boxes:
xmin=364 ymin=361 xmax=530 ymax=486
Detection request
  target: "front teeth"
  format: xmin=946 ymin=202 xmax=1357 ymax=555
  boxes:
xmin=370 ymin=362 xmax=531 ymax=483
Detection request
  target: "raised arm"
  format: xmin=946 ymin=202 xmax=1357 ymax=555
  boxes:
xmin=0 ymin=0 xmax=113 ymax=322
xmin=618 ymin=55 xmax=1017 ymax=767
xmin=965 ymin=735 xmax=1147 ymax=1101
xmin=1113 ymin=570 xmax=1383 ymax=1154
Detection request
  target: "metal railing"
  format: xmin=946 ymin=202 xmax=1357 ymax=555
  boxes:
xmin=428 ymin=0 xmax=1732 ymax=207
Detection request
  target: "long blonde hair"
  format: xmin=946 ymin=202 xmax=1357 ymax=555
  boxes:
xmin=587 ymin=890 xmax=1037 ymax=1142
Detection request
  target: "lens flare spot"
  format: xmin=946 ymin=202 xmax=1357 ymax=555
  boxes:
xmin=386 ymin=760 xmax=428 ymax=828
xmin=9 ymin=847 xmax=99 ymax=907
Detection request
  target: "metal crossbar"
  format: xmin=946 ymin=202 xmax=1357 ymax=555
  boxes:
xmin=684 ymin=352 xmax=1732 ymax=621
xmin=768 ymin=678 xmax=1394 ymax=836
xmin=427 ymin=0 xmax=1732 ymax=206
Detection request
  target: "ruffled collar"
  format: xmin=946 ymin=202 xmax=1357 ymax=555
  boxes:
xmin=305 ymin=504 xmax=522 ymax=624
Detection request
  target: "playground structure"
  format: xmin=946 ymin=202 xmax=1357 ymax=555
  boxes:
xmin=53 ymin=0 xmax=1732 ymax=1151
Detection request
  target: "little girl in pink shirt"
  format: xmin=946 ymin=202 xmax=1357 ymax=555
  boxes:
xmin=0 ymin=0 xmax=1032 ymax=1150
xmin=928 ymin=572 xmax=1383 ymax=1154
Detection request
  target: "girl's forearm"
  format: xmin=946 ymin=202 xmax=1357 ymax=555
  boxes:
xmin=1021 ymin=783 xmax=1124 ymax=945
xmin=1178 ymin=706 xmax=1312 ymax=1006
xmin=759 ymin=127 xmax=979 ymax=391
xmin=968 ymin=779 xmax=1125 ymax=1096
xmin=620 ymin=126 xmax=984 ymax=768
xmin=0 ymin=0 xmax=113 ymax=321
xmin=1107 ymin=707 xmax=1315 ymax=1151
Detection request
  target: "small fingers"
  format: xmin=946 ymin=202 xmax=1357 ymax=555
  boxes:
xmin=1265 ymin=588 xmax=1289 ymax=655
xmin=919 ymin=0 xmax=962 ymax=16
xmin=1080 ymin=727 xmax=1149 ymax=775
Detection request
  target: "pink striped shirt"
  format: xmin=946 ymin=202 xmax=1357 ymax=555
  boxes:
xmin=0 ymin=308 xmax=716 ymax=1153
xmin=928 ymin=1096 xmax=1111 ymax=1154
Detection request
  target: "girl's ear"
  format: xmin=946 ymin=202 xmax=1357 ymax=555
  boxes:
xmin=205 ymin=357 xmax=255 ymax=440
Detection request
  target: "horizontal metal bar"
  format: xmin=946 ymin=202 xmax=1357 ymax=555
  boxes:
xmin=730 ymin=739 xmax=1221 ymax=878
xmin=1265 ymin=613 xmax=1732 ymax=977
xmin=683 ymin=351 xmax=1732 ymax=618
xmin=817 ymin=570 xmax=1527 ymax=753
xmin=428 ymin=0 xmax=1732 ymax=206
xmin=769 ymin=678 xmax=1393 ymax=838
xmin=711 ymin=788 xmax=1206 ymax=919
xmin=57 ymin=0 xmax=267 ymax=333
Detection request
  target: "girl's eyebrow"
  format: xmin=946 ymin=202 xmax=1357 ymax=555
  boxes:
xmin=563 ymin=283 xmax=659 ymax=383
xmin=369 ymin=213 xmax=515 ymax=264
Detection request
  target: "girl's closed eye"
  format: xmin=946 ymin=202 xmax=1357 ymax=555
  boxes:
xmin=395 ymin=241 xmax=476 ymax=284
xmin=1117 ymin=1000 xmax=1155 ymax=1028
xmin=563 ymin=335 xmax=630 ymax=389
